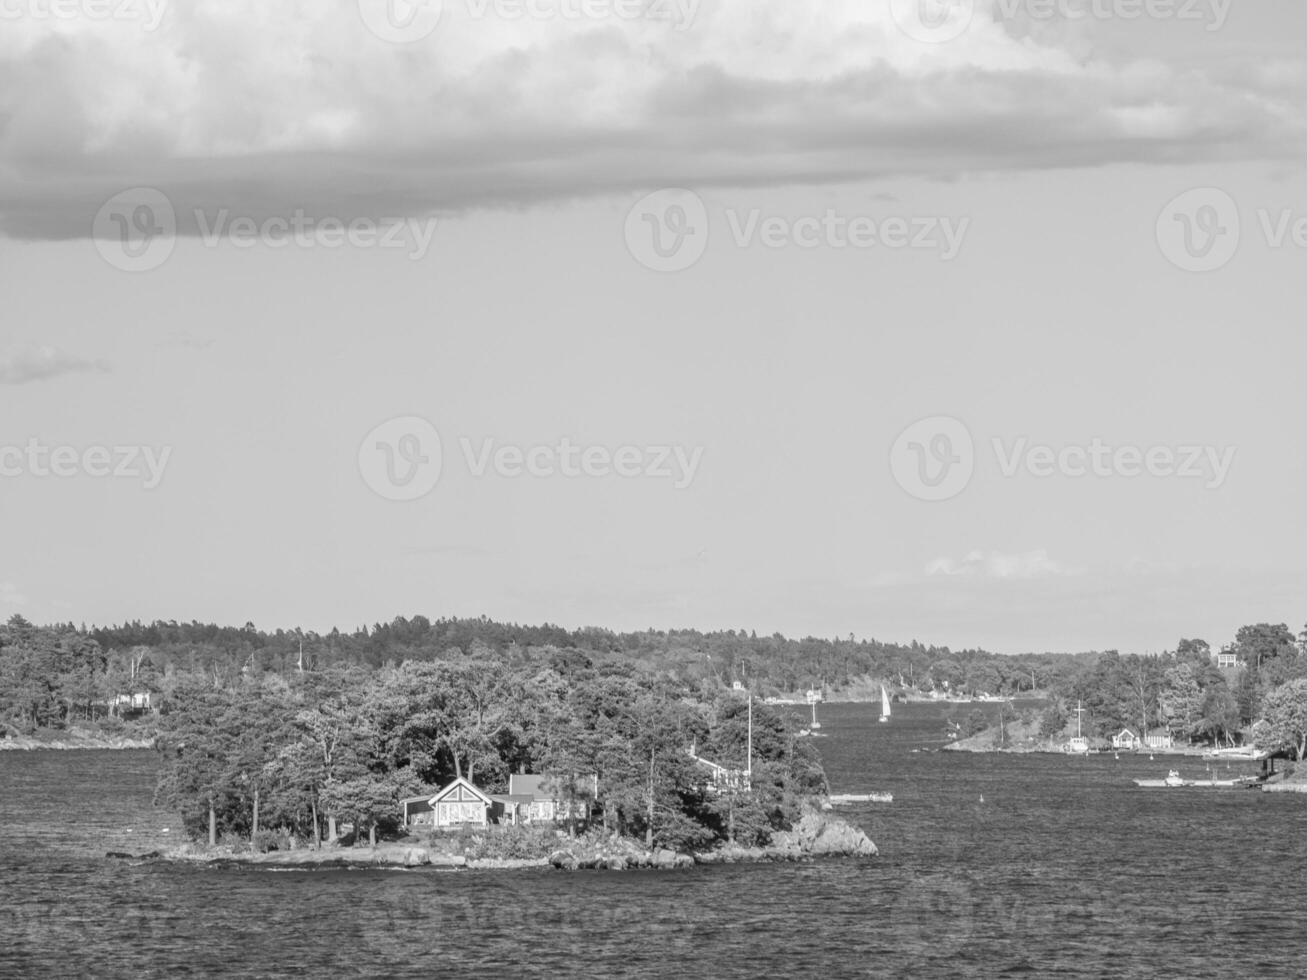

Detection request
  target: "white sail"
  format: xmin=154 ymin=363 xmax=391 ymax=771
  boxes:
xmin=879 ymin=685 xmax=891 ymax=722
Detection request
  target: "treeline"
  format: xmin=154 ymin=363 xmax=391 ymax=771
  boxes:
xmin=5 ymin=613 xmax=1099 ymax=720
xmin=151 ymin=651 xmax=826 ymax=851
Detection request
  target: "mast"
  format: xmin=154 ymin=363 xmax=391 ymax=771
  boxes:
xmin=746 ymin=692 xmax=752 ymax=779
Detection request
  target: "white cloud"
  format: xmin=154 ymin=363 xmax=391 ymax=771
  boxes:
xmin=925 ymin=548 xmax=1076 ymax=580
xmin=0 ymin=582 xmax=29 ymax=607
xmin=0 ymin=1 xmax=1303 ymax=238
xmin=0 ymin=346 xmax=109 ymax=385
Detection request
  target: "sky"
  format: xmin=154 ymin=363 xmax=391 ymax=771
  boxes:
xmin=3 ymin=0 xmax=1307 ymax=654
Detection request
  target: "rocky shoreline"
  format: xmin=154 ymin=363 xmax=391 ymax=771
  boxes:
xmin=136 ymin=810 xmax=876 ymax=872
xmin=0 ymin=733 xmax=155 ymax=751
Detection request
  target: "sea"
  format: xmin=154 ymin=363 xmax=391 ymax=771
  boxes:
xmin=2 ymin=701 xmax=1303 ymax=979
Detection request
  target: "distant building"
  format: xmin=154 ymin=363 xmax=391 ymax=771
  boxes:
xmin=1214 ymin=651 xmax=1241 ymax=670
xmin=401 ymin=774 xmax=593 ymax=828
xmin=1143 ymin=731 xmax=1174 ymax=750
xmin=688 ymin=744 xmax=750 ymax=794
xmin=732 ymin=681 xmax=745 ymax=692
xmin=1111 ymin=728 xmax=1139 ymax=751
xmin=498 ymin=774 xmax=592 ymax=825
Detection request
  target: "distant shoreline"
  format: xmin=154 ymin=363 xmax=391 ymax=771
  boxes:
xmin=0 ymin=734 xmax=155 ymax=752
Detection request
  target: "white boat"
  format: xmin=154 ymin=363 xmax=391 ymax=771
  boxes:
xmin=808 ymin=697 xmax=822 ymax=731
xmin=1135 ymin=769 xmax=1242 ymax=788
xmin=1063 ymin=701 xmax=1090 ymax=754
xmin=828 ymin=792 xmax=893 ymax=805
xmin=879 ymin=685 xmax=891 ymax=724
xmin=1201 ymin=746 xmax=1268 ymax=761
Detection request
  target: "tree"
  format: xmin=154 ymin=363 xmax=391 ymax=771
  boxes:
xmin=1233 ymin=624 xmax=1297 ymax=672
xmin=1259 ymin=678 xmax=1307 ymax=761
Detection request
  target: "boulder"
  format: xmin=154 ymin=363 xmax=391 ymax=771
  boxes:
xmin=403 ymin=848 xmax=430 ymax=867
xmin=548 ymin=850 xmax=578 ymax=871
xmin=651 ymin=848 xmax=679 ymax=869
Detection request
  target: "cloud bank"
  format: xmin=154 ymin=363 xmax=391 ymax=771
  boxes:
xmin=1 ymin=0 xmax=1304 ymax=238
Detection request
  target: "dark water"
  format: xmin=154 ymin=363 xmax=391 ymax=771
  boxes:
xmin=2 ymin=704 xmax=1303 ymax=979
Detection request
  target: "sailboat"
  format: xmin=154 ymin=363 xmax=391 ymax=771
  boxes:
xmin=1063 ymin=701 xmax=1090 ymax=754
xmin=809 ymin=698 xmax=822 ymax=731
xmin=879 ymin=685 xmax=891 ymax=724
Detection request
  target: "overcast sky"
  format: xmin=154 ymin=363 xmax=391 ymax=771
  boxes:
xmin=3 ymin=0 xmax=1307 ymax=653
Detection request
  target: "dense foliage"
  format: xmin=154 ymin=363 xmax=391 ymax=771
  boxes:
xmin=146 ymin=651 xmax=824 ymax=850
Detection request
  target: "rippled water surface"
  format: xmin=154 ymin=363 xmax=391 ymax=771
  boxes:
xmin=3 ymin=703 xmax=1303 ymax=979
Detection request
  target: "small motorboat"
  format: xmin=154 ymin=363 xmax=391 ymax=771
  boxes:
xmin=1134 ymin=770 xmax=1186 ymax=788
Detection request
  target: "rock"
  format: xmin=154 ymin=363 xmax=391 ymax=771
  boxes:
xmin=403 ymin=848 xmax=430 ymax=867
xmin=605 ymin=856 xmax=627 ymax=871
xmin=806 ymin=816 xmax=877 ymax=857
xmin=549 ymin=850 xmax=578 ymax=871
xmin=467 ymin=857 xmax=551 ymax=870
xmin=651 ymin=848 xmax=678 ymax=869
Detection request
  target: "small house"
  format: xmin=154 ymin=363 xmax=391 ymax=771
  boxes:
xmin=1111 ymin=728 xmax=1139 ymax=751
xmin=495 ymin=774 xmax=592 ymax=825
xmin=1143 ymin=731 xmax=1174 ymax=750
xmin=688 ymin=745 xmax=750 ymax=794
xmin=401 ymin=776 xmax=495 ymax=829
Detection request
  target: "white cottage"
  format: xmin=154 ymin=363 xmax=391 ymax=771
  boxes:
xmin=401 ymin=776 xmax=496 ymax=829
